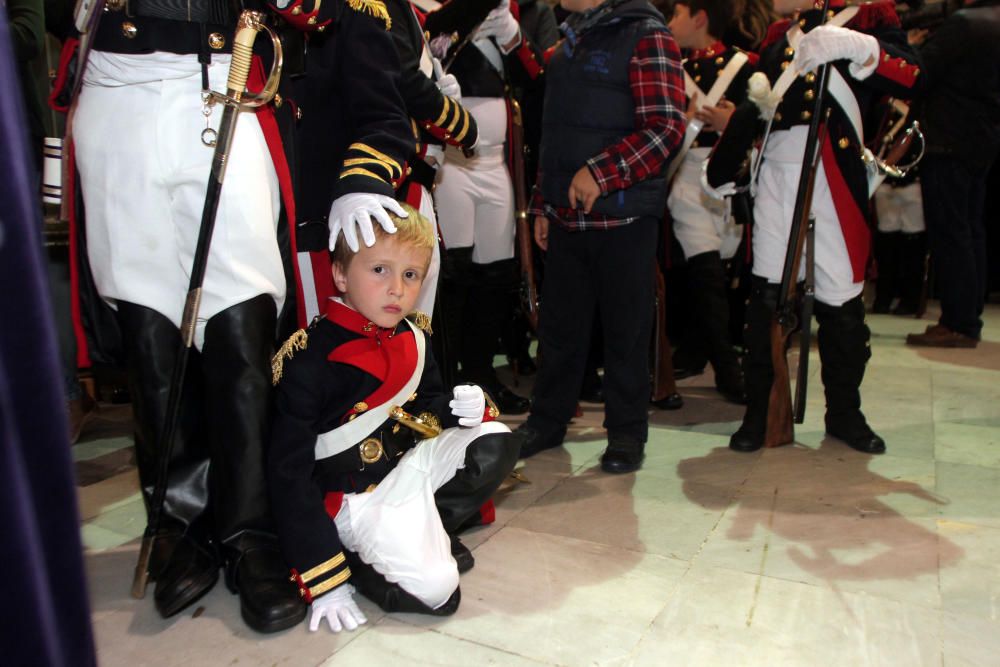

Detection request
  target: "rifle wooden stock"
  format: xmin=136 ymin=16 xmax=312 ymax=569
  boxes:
xmin=510 ymin=98 xmax=540 ymax=331
xmin=766 ymin=318 xmax=794 ymax=446
xmin=651 ymin=262 xmax=678 ymax=402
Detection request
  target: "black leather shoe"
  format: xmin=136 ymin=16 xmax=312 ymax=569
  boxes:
xmin=729 ymin=426 xmax=763 ymax=453
xmin=651 ymin=392 xmax=684 ymax=410
xmin=225 ymin=543 xmax=307 ymax=633
xmin=512 ymin=423 xmax=564 ymax=459
xmin=486 ymin=384 xmax=531 ymax=414
xmin=153 ymin=533 xmax=220 ymax=618
xmin=827 ymin=424 xmax=886 ymax=455
xmin=451 ymin=535 xmax=475 ymax=574
xmin=600 ymin=436 xmax=645 ymax=474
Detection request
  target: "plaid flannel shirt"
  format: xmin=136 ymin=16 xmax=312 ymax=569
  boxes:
xmin=529 ymin=30 xmax=687 ymax=231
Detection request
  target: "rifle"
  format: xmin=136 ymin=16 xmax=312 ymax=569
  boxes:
xmin=765 ymin=0 xmax=835 ymax=448
xmin=131 ymin=10 xmax=282 ymax=598
xmin=509 ymin=98 xmax=540 ymax=331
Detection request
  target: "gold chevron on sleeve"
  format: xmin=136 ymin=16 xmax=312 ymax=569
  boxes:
xmin=349 ymin=143 xmax=402 ymax=178
xmin=299 ymin=552 xmax=347 ymax=583
xmin=343 ymin=157 xmax=396 ymax=179
xmin=340 ymin=167 xmax=389 ymax=183
xmin=433 ymin=96 xmax=451 ymax=128
xmin=454 ymin=108 xmax=471 ymax=143
xmin=308 ymin=567 xmax=352 ymax=598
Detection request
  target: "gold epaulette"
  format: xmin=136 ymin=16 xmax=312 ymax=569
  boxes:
xmin=271 ymin=328 xmax=309 ymax=385
xmin=408 ymin=310 xmax=433 ymax=334
xmin=347 ymin=0 xmax=391 ymax=30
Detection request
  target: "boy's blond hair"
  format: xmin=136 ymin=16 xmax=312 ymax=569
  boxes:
xmin=330 ymin=202 xmax=436 ymax=269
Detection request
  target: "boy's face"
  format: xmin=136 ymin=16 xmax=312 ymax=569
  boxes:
xmin=332 ymin=236 xmax=432 ymax=329
xmin=668 ymin=4 xmax=701 ymax=48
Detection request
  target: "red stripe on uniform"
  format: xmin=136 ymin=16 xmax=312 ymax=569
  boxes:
xmin=821 ymin=136 xmax=870 ymax=282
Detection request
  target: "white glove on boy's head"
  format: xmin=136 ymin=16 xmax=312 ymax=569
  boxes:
xmin=449 ymin=384 xmax=486 ymax=428
xmin=328 ymin=192 xmax=407 ymax=252
xmin=309 ymin=584 xmax=368 ymax=633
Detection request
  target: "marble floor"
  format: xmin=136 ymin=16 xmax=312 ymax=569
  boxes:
xmin=76 ymin=303 xmax=1000 ymax=666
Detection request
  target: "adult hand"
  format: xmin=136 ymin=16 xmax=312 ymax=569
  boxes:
xmin=477 ymin=0 xmax=520 ymax=47
xmin=436 ymin=72 xmax=462 ymax=101
xmin=685 ymin=92 xmax=700 ymax=120
xmin=328 ymin=193 xmax=407 ymax=252
xmin=533 ymin=215 xmax=549 ymax=251
xmin=795 ymin=24 xmax=879 ymax=75
xmin=450 ymin=384 xmax=486 ymax=427
xmin=694 ymin=99 xmax=736 ymax=133
xmin=567 ymin=165 xmax=600 ymax=214
xmin=309 ymin=584 xmax=368 ymax=633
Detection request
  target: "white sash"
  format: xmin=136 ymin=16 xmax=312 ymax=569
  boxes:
xmin=314 ymin=318 xmax=427 ymax=460
xmin=666 ymin=51 xmax=750 ymax=182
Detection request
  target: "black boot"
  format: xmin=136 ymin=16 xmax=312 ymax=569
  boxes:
xmin=872 ymin=231 xmax=901 ymax=314
xmin=436 ymin=431 xmax=520 ymax=571
xmin=115 ymin=302 xmax=220 ymax=618
xmin=729 ymin=279 xmax=779 ymax=453
xmin=202 ymin=296 xmax=307 ymax=633
xmin=461 ymin=259 xmax=530 ymax=414
xmin=893 ymin=232 xmax=926 ymax=316
xmin=344 ymin=551 xmax=461 ymax=616
xmin=815 ymin=297 xmax=886 ymax=454
xmin=687 ymin=252 xmax=746 ymax=403
xmin=599 ymin=434 xmax=645 ymax=473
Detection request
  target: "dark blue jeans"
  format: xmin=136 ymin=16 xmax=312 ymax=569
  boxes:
xmin=920 ymin=156 xmax=989 ymax=339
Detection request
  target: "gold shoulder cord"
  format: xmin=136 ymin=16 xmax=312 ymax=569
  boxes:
xmin=271 ymin=329 xmax=309 ymax=385
xmin=408 ymin=310 xmax=433 ymax=334
xmin=346 ymin=0 xmax=391 ymax=30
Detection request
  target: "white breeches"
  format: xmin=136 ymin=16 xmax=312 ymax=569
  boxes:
xmin=74 ymin=51 xmax=285 ymax=349
xmin=874 ymin=180 xmax=924 ymax=233
xmin=435 ymin=97 xmax=515 ymax=264
xmin=752 ymin=128 xmax=863 ymax=306
xmin=669 ymin=147 xmax=742 ymax=260
xmin=333 ymin=421 xmax=510 ymax=609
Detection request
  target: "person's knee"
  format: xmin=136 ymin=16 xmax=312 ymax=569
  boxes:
xmin=413 ymin=560 xmax=460 ymax=610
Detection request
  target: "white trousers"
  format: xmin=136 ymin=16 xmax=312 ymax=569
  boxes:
xmin=435 ymin=97 xmax=514 ymax=264
xmin=74 ymin=52 xmax=285 ymax=349
xmin=669 ymin=147 xmax=742 ymax=260
xmin=874 ymin=180 xmax=924 ymax=234
xmin=333 ymin=421 xmax=510 ymax=609
xmin=752 ymin=128 xmax=863 ymax=306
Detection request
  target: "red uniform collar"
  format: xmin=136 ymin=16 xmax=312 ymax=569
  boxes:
xmin=325 ymin=298 xmax=398 ymax=339
xmin=689 ymin=41 xmax=727 ymax=61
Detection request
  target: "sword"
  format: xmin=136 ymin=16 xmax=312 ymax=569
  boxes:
xmin=131 ymin=10 xmax=283 ymax=599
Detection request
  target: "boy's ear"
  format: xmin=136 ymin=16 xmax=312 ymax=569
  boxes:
xmin=693 ymin=8 xmax=709 ymax=29
xmin=331 ymin=261 xmax=349 ymax=294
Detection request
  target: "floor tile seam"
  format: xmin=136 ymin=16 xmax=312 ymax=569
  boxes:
xmin=494 ymin=522 xmax=691 ymax=567
xmin=387 ymin=616 xmax=554 ymax=665
xmin=310 ymin=618 xmax=377 ymax=665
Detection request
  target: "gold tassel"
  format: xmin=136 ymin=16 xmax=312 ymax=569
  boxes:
xmin=271 ymin=329 xmax=309 ymax=385
xmin=408 ymin=310 xmax=433 ymax=335
xmin=346 ymin=0 xmax=391 ymax=30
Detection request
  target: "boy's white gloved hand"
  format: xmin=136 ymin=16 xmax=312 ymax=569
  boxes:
xmin=328 ymin=193 xmax=407 ymax=252
xmin=309 ymin=584 xmax=368 ymax=633
xmin=450 ymin=384 xmax=486 ymax=427
xmin=795 ymin=25 xmax=880 ymax=79
xmin=477 ymin=0 xmax=520 ymax=46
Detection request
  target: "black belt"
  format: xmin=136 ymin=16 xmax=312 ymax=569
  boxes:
xmin=120 ymin=0 xmax=235 ymax=24
xmin=93 ymin=11 xmax=234 ymax=55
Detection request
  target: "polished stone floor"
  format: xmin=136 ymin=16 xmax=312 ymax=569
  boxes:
xmin=76 ymin=303 xmax=1000 ymax=666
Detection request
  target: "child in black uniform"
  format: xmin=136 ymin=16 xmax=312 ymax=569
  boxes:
xmin=267 ymin=204 xmax=518 ymax=633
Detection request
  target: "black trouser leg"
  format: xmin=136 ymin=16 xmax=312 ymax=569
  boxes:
xmin=115 ymin=301 xmax=219 ymax=617
xmin=894 ymin=232 xmax=926 ymax=315
xmin=687 ymin=251 xmax=745 ymax=402
xmin=729 ymin=278 xmax=778 ymax=452
xmin=815 ymin=296 xmax=885 ymax=454
xmin=436 ymin=247 xmax=474 ymax=388
xmin=872 ymin=230 xmax=901 ymax=314
xmin=202 ymin=295 xmax=306 ymax=633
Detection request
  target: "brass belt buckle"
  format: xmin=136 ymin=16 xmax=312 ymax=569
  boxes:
xmin=359 ymin=437 xmax=384 ymax=464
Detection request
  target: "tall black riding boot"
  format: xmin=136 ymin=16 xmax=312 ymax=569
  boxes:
xmin=461 ymin=259 xmax=530 ymax=414
xmin=729 ymin=279 xmax=779 ymax=452
xmin=436 ymin=247 xmax=475 ymax=388
xmin=894 ymin=232 xmax=926 ymax=316
xmin=435 ymin=431 xmax=521 ymax=570
xmin=815 ymin=296 xmax=886 ymax=454
xmin=202 ymin=295 xmax=307 ymax=633
xmin=872 ymin=231 xmax=901 ymax=314
xmin=687 ymin=251 xmax=746 ymax=403
xmin=115 ymin=302 xmax=220 ymax=618
xmin=343 ymin=551 xmax=461 ymax=616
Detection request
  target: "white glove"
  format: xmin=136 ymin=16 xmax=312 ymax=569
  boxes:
xmin=436 ymin=73 xmax=462 ymax=101
xmin=449 ymin=384 xmax=486 ymax=427
xmin=328 ymin=193 xmax=408 ymax=252
xmin=309 ymin=584 xmax=368 ymax=633
xmin=476 ymin=0 xmax=520 ymax=47
xmin=795 ymin=25 xmax=880 ymax=79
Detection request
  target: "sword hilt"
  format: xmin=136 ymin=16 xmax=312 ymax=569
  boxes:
xmin=221 ymin=11 xmax=284 ymax=109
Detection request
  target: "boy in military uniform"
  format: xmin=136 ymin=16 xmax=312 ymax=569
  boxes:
xmin=268 ymin=205 xmax=518 ymax=633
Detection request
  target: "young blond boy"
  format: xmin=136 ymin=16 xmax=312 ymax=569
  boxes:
xmin=267 ymin=204 xmax=517 ymax=632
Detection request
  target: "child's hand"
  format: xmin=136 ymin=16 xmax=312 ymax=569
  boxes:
xmin=450 ymin=384 xmax=486 ymax=427
xmin=309 ymin=584 xmax=367 ymax=633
